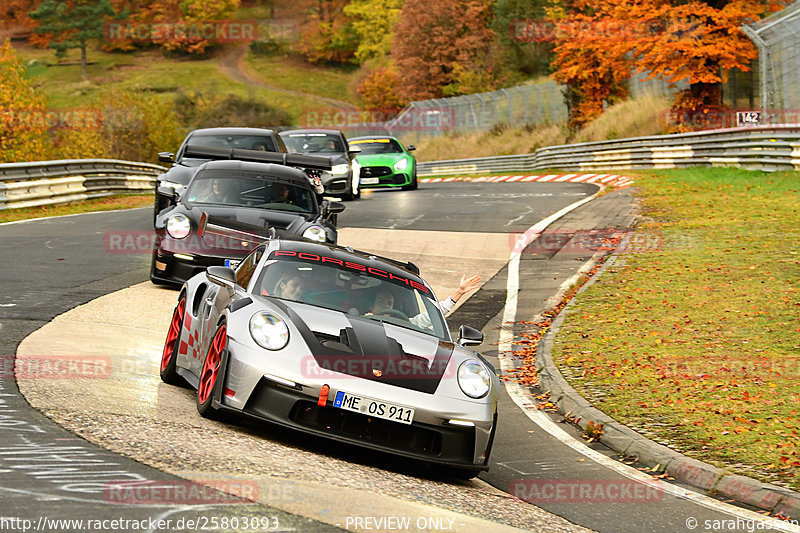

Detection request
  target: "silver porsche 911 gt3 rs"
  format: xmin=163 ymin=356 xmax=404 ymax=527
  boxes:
xmin=160 ymin=238 xmax=499 ymax=477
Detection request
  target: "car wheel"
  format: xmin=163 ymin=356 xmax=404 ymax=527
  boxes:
xmin=160 ymin=293 xmax=186 ymax=385
xmin=197 ymin=320 xmax=227 ymax=418
xmin=402 ymin=170 xmax=418 ymax=191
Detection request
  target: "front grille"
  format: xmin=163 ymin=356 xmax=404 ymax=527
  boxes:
xmin=361 ymin=166 xmax=392 ymax=178
xmin=289 ymin=400 xmax=442 ymax=456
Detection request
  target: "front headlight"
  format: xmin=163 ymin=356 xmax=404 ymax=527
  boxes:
xmin=166 ymin=214 xmax=191 ymax=239
xmin=393 ymin=158 xmax=409 ymax=171
xmin=249 ymin=312 xmax=289 ymax=350
xmin=331 ymin=164 xmax=350 ymax=176
xmin=457 ymin=360 xmax=491 ymax=399
xmin=302 ymin=225 xmax=327 ymax=242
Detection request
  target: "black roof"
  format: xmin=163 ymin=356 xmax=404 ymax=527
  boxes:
xmin=348 ymin=135 xmax=399 ymax=141
xmin=190 ymin=127 xmax=278 ymax=137
xmin=275 ymin=239 xmax=422 ymax=278
xmin=195 ymin=160 xmax=315 ymax=189
xmin=280 ymin=129 xmax=345 ymax=137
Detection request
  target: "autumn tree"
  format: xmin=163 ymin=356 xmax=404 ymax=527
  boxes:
xmin=30 ymin=0 xmax=117 ymax=78
xmin=296 ymin=0 xmax=357 ymax=63
xmin=622 ymin=0 xmax=788 ymax=130
xmin=393 ymin=0 xmax=496 ymax=101
xmin=0 ymin=40 xmax=48 ymax=162
xmin=343 ymin=0 xmax=403 ymax=63
xmin=547 ymin=0 xmax=633 ymax=129
xmin=356 ymin=65 xmax=405 ymax=114
xmin=2 ymin=0 xmax=44 ymax=43
xmin=549 ymin=0 xmax=788 ymax=130
xmin=492 ymin=0 xmax=553 ymax=78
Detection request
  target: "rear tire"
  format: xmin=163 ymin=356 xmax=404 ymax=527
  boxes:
xmin=197 ymin=320 xmax=227 ymax=419
xmin=160 ymin=293 xmax=186 ymax=385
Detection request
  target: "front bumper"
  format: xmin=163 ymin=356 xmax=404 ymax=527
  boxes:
xmin=220 ymin=338 xmax=495 ymax=469
xmin=320 ymin=171 xmax=352 ymax=195
xmin=359 ymin=166 xmax=412 ymax=188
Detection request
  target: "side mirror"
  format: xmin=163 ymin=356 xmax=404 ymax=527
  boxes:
xmin=156 ymin=186 xmax=177 ymax=202
xmin=158 ymin=152 xmax=175 ymax=164
xmin=347 ymin=145 xmax=362 ymax=156
xmin=406 ymin=145 xmax=416 ymax=152
xmin=457 ymin=325 xmax=483 ymax=347
xmin=206 ymin=266 xmax=236 ymax=290
xmin=326 ymin=201 xmax=346 ymax=215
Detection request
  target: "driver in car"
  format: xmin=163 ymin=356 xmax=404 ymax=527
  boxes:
xmin=365 ymin=273 xmax=482 ymax=329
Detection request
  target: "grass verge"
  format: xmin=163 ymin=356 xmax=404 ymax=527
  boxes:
xmin=551 ymin=168 xmax=800 ymax=489
xmin=0 ymin=195 xmax=153 ymax=224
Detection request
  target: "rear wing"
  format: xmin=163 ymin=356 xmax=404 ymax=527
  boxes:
xmin=183 ymin=145 xmax=334 ymax=171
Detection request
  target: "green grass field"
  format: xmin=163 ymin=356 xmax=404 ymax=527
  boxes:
xmin=16 ymin=43 xmax=360 ymax=124
xmin=552 ymin=168 xmax=800 ymax=489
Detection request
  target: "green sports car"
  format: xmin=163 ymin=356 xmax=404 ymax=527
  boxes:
xmin=348 ymin=136 xmax=417 ymax=191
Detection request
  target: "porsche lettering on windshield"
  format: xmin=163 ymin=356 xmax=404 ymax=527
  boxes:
xmin=269 ymin=250 xmax=429 ymax=295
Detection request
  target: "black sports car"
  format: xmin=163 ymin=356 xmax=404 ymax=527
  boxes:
xmin=279 ymin=129 xmax=362 ymax=201
xmin=151 ymin=146 xmax=344 ymax=285
xmin=160 ymin=238 xmax=499 ymax=478
xmin=155 ymin=128 xmax=289 ymax=218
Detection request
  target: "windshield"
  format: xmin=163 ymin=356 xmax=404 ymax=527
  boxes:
xmin=281 ymin=133 xmax=344 ymax=154
xmin=184 ymin=172 xmax=316 ymax=214
xmin=179 ymin=134 xmax=278 ymax=166
xmin=254 ymin=251 xmax=448 ymax=340
xmin=349 ymin=138 xmax=403 ymax=154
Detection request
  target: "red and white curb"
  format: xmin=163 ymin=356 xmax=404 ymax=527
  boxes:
xmin=420 ymin=174 xmax=634 ymax=188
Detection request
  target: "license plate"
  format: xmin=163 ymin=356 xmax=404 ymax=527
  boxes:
xmin=333 ymin=391 xmax=414 ymax=425
xmin=361 ymin=177 xmax=379 ymax=185
xmin=224 ymin=259 xmax=240 ymax=269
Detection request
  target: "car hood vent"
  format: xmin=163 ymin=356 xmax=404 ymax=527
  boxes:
xmin=275 ymin=301 xmax=454 ymax=394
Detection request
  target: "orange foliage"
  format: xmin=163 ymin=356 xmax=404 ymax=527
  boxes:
xmin=0 ymin=41 xmax=49 ymax=162
xmin=356 ymin=65 xmax=405 ymax=114
xmin=550 ymin=0 xmax=790 ymax=130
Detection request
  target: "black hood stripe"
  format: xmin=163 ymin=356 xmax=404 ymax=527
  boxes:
xmin=270 ymin=300 xmax=453 ymax=394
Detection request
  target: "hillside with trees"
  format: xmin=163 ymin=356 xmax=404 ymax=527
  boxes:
xmin=0 ymin=0 xmax=791 ymax=163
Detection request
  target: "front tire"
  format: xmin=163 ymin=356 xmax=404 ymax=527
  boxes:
xmin=160 ymin=293 xmax=186 ymax=385
xmin=197 ymin=320 xmax=227 ymax=419
xmin=402 ymin=170 xmax=418 ymax=191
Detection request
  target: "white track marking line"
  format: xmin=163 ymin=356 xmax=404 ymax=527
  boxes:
xmin=0 ymin=207 xmax=150 ymax=227
xmin=497 ymin=190 xmax=799 ymax=532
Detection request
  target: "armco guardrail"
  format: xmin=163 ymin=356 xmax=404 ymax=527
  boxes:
xmin=417 ymin=125 xmax=800 ymax=176
xmin=0 ymin=159 xmax=166 ymax=210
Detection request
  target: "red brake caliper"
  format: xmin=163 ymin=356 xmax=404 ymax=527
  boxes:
xmin=161 ymin=298 xmax=186 ymax=372
xmin=198 ymin=325 xmax=226 ymax=405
